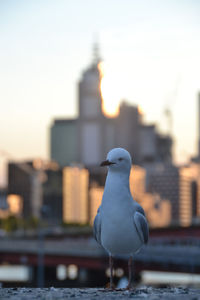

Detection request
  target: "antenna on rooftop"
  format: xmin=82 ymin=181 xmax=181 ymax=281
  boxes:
xmin=163 ymin=75 xmax=181 ymax=136
xmin=92 ymin=33 xmax=101 ymax=65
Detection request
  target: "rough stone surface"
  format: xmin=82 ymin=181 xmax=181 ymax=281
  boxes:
xmin=0 ymin=287 xmax=200 ymax=300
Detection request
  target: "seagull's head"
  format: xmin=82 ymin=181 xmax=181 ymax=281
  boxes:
xmin=100 ymin=148 xmax=132 ymax=173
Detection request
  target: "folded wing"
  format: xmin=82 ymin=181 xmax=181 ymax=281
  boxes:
xmin=133 ymin=211 xmax=149 ymax=244
xmin=93 ymin=207 xmax=102 ymax=245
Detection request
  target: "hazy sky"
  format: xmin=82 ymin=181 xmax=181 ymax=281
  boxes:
xmin=0 ymin=0 xmax=200 ymax=185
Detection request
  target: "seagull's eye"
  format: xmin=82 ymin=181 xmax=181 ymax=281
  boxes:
xmin=118 ymin=157 xmax=123 ymax=161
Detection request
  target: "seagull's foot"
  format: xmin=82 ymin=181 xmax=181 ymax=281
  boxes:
xmin=98 ymin=282 xmax=116 ymax=292
xmin=126 ymin=284 xmax=134 ymax=291
xmin=113 ymin=286 xmax=133 ymax=292
xmin=107 ymin=287 xmax=115 ymax=291
xmin=100 ymin=287 xmax=115 ymax=292
xmin=107 ymin=283 xmax=116 ymax=291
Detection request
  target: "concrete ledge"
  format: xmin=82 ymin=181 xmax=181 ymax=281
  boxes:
xmin=0 ymin=287 xmax=200 ymax=300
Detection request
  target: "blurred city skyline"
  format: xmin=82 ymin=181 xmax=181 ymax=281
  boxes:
xmin=1 ymin=0 xmax=200 ymax=186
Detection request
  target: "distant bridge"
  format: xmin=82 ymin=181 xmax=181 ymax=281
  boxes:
xmin=0 ymin=226 xmax=200 ymax=275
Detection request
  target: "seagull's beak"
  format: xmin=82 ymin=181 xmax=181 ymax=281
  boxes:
xmin=100 ymin=160 xmax=116 ymax=167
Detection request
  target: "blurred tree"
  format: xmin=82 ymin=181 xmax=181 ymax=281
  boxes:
xmin=2 ymin=215 xmax=18 ymax=232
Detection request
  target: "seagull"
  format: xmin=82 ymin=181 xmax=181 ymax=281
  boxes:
xmin=93 ymin=148 xmax=149 ymax=289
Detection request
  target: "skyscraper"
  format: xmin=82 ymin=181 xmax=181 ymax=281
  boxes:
xmin=77 ymin=47 xmax=106 ymax=166
xmin=50 ymin=44 xmax=172 ymax=169
xmin=50 ymin=45 xmax=109 ymax=168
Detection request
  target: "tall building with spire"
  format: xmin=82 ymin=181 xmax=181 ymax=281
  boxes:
xmin=77 ymin=44 xmax=105 ymax=166
xmin=50 ymin=44 xmax=172 ymax=169
xmin=50 ymin=44 xmax=119 ymax=168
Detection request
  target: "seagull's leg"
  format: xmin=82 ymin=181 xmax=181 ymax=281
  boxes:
xmin=127 ymin=255 xmax=133 ymax=290
xmin=109 ymin=255 xmax=114 ymax=289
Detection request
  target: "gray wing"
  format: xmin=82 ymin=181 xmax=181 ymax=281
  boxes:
xmin=134 ymin=202 xmax=145 ymax=216
xmin=133 ymin=211 xmax=149 ymax=244
xmin=93 ymin=206 xmax=102 ymax=245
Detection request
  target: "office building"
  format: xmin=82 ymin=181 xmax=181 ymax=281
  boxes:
xmin=8 ymin=162 xmax=38 ymax=218
xmin=0 ymin=189 xmax=8 ymax=218
xmin=116 ymin=103 xmax=141 ymax=164
xmin=179 ymin=163 xmax=200 ymax=226
xmin=42 ymin=168 xmax=63 ymax=224
xmin=7 ymin=194 xmax=23 ymax=216
xmin=148 ymin=164 xmax=179 ymax=223
xmin=89 ymin=182 xmax=103 ymax=225
xmin=148 ymin=163 xmax=200 ymax=226
xmin=7 ymin=160 xmax=62 ymax=222
xmin=130 ymin=165 xmax=146 ymax=202
xmin=130 ymin=165 xmax=171 ymax=228
xmin=63 ymin=165 xmax=89 ymax=224
xmin=50 ymin=119 xmax=77 ymax=167
xmin=144 ymin=193 xmax=171 ymax=228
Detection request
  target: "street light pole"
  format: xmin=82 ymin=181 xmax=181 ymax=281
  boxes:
xmin=37 ymin=226 xmax=45 ymax=287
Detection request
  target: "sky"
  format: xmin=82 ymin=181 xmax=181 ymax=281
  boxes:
xmin=0 ymin=0 xmax=200 ymax=186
